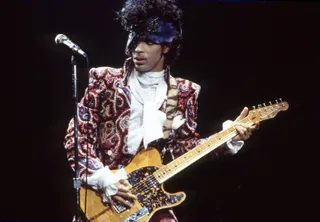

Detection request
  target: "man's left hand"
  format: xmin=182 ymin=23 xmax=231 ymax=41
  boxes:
xmin=232 ymin=107 xmax=259 ymax=141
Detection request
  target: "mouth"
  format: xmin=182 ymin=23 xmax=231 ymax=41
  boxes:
xmin=133 ymin=57 xmax=146 ymax=65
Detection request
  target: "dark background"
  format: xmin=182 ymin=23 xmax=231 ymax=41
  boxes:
xmin=12 ymin=0 xmax=319 ymax=221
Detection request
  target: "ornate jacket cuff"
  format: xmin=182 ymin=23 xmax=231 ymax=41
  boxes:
xmin=84 ymin=166 xmax=128 ymax=203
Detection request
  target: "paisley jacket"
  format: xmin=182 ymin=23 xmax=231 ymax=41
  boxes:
xmin=64 ymin=58 xmax=225 ymax=178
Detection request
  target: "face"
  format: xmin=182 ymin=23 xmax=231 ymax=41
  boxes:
xmin=131 ymin=40 xmax=170 ymax=73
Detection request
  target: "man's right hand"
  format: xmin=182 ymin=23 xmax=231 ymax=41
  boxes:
xmin=111 ymin=179 xmax=137 ymax=208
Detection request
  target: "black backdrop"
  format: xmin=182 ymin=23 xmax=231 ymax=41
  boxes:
xmin=12 ymin=0 xmax=320 ymax=221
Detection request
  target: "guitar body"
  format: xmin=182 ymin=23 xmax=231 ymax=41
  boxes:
xmin=80 ymin=147 xmax=186 ymax=222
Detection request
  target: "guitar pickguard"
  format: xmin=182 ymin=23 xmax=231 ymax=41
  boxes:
xmin=127 ymin=166 xmax=184 ymax=214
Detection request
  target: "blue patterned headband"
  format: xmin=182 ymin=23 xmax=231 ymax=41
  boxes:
xmin=125 ymin=17 xmax=182 ymax=55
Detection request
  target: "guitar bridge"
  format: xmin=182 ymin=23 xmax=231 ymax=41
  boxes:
xmin=123 ymin=207 xmax=149 ymax=222
xmin=113 ymin=200 xmax=134 ymax=213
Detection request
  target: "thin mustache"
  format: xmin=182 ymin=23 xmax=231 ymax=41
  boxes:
xmin=133 ymin=54 xmax=146 ymax=60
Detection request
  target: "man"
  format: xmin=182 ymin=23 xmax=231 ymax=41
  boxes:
xmin=64 ymin=0 xmax=258 ymax=221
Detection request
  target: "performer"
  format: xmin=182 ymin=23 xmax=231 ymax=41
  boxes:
xmin=64 ymin=0 xmax=258 ymax=221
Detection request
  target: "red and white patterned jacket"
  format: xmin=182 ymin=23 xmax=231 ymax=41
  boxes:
xmin=64 ymin=58 xmax=225 ymax=178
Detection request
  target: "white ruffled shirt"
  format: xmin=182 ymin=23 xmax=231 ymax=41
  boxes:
xmin=126 ymin=69 xmax=168 ymax=155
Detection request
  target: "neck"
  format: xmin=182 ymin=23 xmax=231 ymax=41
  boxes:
xmin=137 ymin=70 xmax=164 ymax=77
xmin=153 ymin=117 xmax=254 ymax=184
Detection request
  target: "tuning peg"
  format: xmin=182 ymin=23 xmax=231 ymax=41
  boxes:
xmin=252 ymin=106 xmax=256 ymax=110
xmin=269 ymin=101 xmax=274 ymax=110
xmin=263 ymin=103 xmax=267 ymax=111
xmin=274 ymin=99 xmax=280 ymax=109
xmin=279 ymin=98 xmax=284 ymax=106
xmin=258 ymin=104 xmax=262 ymax=108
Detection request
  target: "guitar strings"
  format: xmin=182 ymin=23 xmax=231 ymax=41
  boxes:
xmin=130 ymin=130 xmax=240 ymax=193
xmin=130 ymin=168 xmax=168 ymax=191
xmin=130 ymin=165 xmax=179 ymax=194
xmin=130 ymin=167 xmax=175 ymax=194
xmin=131 ymin=176 xmax=159 ymax=194
xmin=114 ymin=111 xmax=279 ymax=206
xmin=130 ymin=148 xmax=208 ymax=193
xmin=130 ymin=142 xmax=230 ymax=194
xmin=129 ymin=119 xmax=259 ymax=196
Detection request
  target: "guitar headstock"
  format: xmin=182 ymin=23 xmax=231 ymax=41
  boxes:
xmin=248 ymin=98 xmax=289 ymax=124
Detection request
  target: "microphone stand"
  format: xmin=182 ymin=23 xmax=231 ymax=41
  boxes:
xmin=71 ymin=54 xmax=81 ymax=222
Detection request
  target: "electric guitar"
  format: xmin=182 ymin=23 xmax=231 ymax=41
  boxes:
xmin=80 ymin=99 xmax=289 ymax=221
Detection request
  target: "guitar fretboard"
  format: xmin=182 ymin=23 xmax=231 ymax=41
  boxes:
xmin=153 ymin=117 xmax=253 ymax=184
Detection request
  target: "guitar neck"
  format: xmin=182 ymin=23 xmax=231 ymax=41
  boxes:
xmin=153 ymin=117 xmax=254 ymax=184
xmin=152 ymin=100 xmax=289 ymax=184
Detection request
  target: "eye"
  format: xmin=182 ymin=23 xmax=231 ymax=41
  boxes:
xmin=145 ymin=40 xmax=155 ymax=45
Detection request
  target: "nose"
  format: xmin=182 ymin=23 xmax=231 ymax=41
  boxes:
xmin=133 ymin=41 xmax=145 ymax=54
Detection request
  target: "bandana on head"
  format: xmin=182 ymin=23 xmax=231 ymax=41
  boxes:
xmin=125 ymin=17 xmax=182 ymax=55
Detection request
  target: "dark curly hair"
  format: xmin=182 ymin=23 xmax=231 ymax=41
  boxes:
xmin=116 ymin=0 xmax=184 ymax=65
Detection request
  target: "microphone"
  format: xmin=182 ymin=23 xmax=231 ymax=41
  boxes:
xmin=55 ymin=34 xmax=87 ymax=57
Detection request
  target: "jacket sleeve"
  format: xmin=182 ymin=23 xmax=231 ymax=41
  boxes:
xmin=166 ymin=82 xmax=236 ymax=160
xmin=63 ymin=68 xmax=106 ymax=179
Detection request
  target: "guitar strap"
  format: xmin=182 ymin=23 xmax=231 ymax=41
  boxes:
xmin=162 ymin=74 xmax=179 ymax=139
xmin=150 ymin=73 xmax=179 ymax=163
